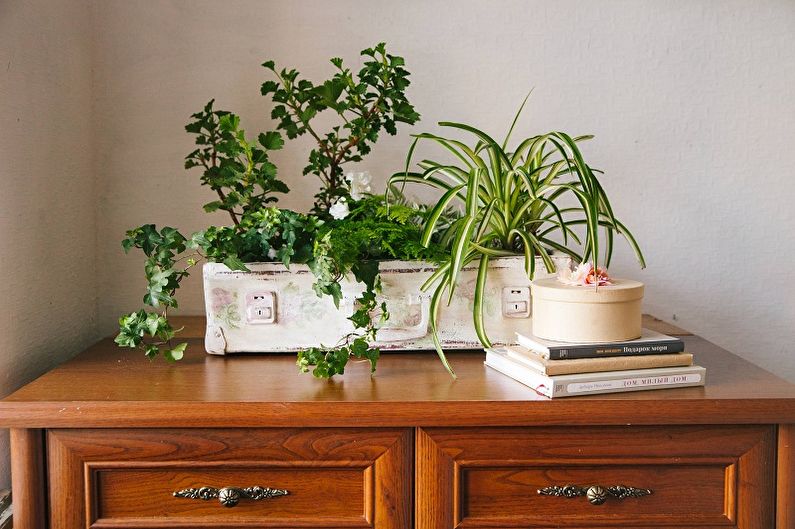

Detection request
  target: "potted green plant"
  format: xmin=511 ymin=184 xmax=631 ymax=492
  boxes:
xmin=115 ymin=45 xmax=643 ymax=380
xmin=116 ymin=44 xmax=443 ymax=377
xmin=389 ymin=94 xmax=646 ymax=368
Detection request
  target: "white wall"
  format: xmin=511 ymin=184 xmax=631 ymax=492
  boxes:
xmin=93 ymin=0 xmax=795 ymax=381
xmin=0 ymin=0 xmax=98 ymax=490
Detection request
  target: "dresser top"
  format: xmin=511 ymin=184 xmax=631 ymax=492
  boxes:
xmin=1 ymin=316 xmax=794 ymax=428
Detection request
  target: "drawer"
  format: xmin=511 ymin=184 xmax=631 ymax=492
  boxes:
xmin=417 ymin=425 xmax=775 ymax=528
xmin=47 ymin=428 xmax=411 ymax=528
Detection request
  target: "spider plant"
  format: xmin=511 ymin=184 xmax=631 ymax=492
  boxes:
xmin=388 ymin=95 xmax=646 ymax=376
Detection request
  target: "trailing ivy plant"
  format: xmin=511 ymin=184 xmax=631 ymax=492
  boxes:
xmin=297 ymin=195 xmax=447 ymax=377
xmin=390 ymin=94 xmax=646 ymax=375
xmin=261 ymin=42 xmax=420 ymax=215
xmin=115 ymin=225 xmax=194 ymax=361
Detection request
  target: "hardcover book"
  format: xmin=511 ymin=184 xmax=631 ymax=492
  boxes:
xmin=485 ymin=348 xmax=706 ymax=398
xmin=502 ymin=345 xmax=694 ymax=376
xmin=516 ymin=327 xmax=684 ymax=360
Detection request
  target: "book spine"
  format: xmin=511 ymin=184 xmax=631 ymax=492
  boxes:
xmin=547 ymin=341 xmax=685 ymax=360
xmin=487 ymin=351 xmax=706 ymax=399
xmin=554 ymin=367 xmax=706 ymax=397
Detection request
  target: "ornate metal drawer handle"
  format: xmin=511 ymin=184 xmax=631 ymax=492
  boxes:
xmin=538 ymin=484 xmax=652 ymax=505
xmin=173 ymin=486 xmax=289 ymax=507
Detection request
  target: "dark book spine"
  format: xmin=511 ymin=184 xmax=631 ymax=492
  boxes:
xmin=548 ymin=341 xmax=685 ymax=360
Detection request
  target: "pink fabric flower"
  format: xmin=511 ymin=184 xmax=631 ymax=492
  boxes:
xmin=558 ymin=262 xmax=612 ymax=286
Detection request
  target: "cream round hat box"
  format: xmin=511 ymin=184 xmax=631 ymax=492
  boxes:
xmin=530 ymin=277 xmax=644 ymax=343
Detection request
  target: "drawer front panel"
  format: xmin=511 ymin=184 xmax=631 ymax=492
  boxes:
xmin=417 ymin=425 xmax=775 ymax=529
xmin=93 ymin=466 xmax=367 ymax=520
xmin=48 ymin=428 xmax=411 ymax=529
xmin=463 ymin=464 xmax=728 ymax=519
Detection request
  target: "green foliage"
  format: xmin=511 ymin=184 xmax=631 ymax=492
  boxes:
xmin=299 ymin=231 xmax=384 ymax=377
xmin=115 ymin=52 xmax=645 ymax=383
xmin=122 ymin=224 xmax=191 ymax=309
xmin=390 ymin=95 xmax=646 ymax=375
xmin=118 ymin=44 xmax=426 ymax=376
xmin=116 ymin=210 xmax=321 ymax=362
xmin=115 ymin=310 xmax=186 ymax=362
xmin=118 ymin=225 xmax=198 ymax=360
xmin=116 ymin=191 xmax=445 ymax=376
xmin=297 ymin=337 xmax=378 ymax=378
xmin=261 ymin=43 xmax=420 ymax=215
xmin=194 ymin=208 xmax=322 ymax=269
xmin=295 ymin=197 xmax=446 ymax=377
xmin=185 ymin=100 xmax=289 ymax=225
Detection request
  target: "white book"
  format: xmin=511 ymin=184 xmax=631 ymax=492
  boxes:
xmin=485 ymin=347 xmax=706 ymax=398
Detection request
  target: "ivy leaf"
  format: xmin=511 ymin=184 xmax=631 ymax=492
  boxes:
xmin=148 ymin=267 xmax=172 ymax=291
xmin=164 ymin=342 xmax=187 ymax=362
xmin=349 ymin=309 xmax=371 ymax=329
xmin=222 ymin=255 xmax=247 ymax=271
xmin=144 ymin=344 xmax=160 ymax=359
xmin=188 ymin=231 xmax=209 ymax=249
xmin=144 ymin=290 xmax=175 ymax=308
xmin=145 ymin=312 xmax=161 ymax=336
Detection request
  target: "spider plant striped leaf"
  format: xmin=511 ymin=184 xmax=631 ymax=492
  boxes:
xmin=388 ymin=100 xmax=645 ymax=376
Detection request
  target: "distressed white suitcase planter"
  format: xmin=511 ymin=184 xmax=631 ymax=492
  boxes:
xmin=203 ymin=255 xmax=570 ymax=354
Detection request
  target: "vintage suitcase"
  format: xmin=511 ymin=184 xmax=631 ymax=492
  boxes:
xmin=203 ymin=255 xmax=570 ymax=354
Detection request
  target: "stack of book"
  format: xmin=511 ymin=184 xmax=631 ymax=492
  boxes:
xmin=485 ymin=329 xmax=706 ymax=398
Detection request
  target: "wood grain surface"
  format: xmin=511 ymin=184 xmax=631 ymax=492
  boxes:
xmin=9 ymin=429 xmax=46 ymax=529
xmin=1 ymin=325 xmax=794 ymax=428
xmin=779 ymin=424 xmax=795 ymax=529
xmin=417 ymin=425 xmax=775 ymax=529
xmin=48 ymin=428 xmax=411 ymax=529
xmin=1 ymin=316 xmax=793 ymax=528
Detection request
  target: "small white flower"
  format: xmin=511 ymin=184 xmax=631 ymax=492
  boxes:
xmin=267 ymin=248 xmax=278 ymax=260
xmin=346 ymin=171 xmax=372 ymax=200
xmin=329 ymin=197 xmax=350 ymax=220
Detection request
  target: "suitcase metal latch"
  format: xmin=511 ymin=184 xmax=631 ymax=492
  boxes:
xmin=502 ymin=286 xmax=531 ymax=318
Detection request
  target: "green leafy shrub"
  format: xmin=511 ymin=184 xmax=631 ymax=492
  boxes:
xmin=184 ymin=100 xmax=288 ymax=224
xmin=261 ymin=42 xmax=420 ymax=214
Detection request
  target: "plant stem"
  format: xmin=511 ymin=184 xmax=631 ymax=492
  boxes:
xmin=209 ymin=149 xmax=240 ymax=226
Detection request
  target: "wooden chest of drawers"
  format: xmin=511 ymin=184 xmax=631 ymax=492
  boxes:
xmin=1 ymin=316 xmax=794 ymax=528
